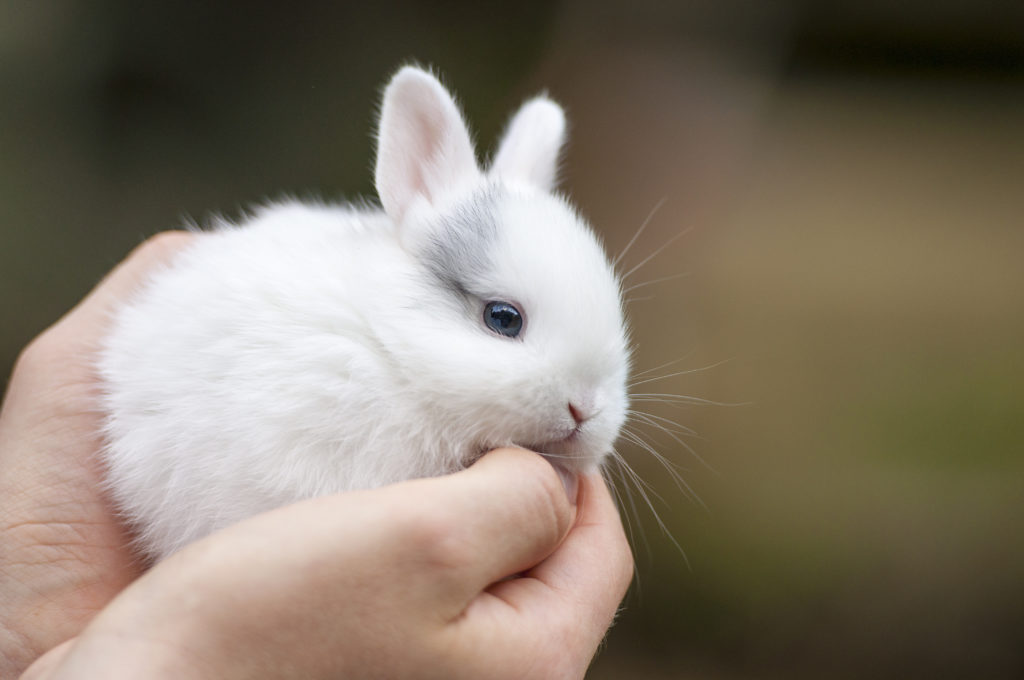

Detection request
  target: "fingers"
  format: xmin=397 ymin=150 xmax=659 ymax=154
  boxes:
xmin=525 ymin=472 xmax=633 ymax=626
xmin=9 ymin=230 xmax=195 ymax=393
xmin=59 ymin=230 xmax=195 ymax=333
xmin=77 ymin=448 xmax=578 ymax=632
xmin=23 ymin=451 xmax=582 ymax=680
xmin=18 ymin=455 xmax=620 ymax=680
xmin=18 ymin=638 xmax=77 ymax=680
xmin=448 ymin=473 xmax=633 ymax=677
xmin=0 ymin=231 xmax=195 ymax=678
xmin=2 ymin=229 xmax=196 ymax=482
xmin=404 ymin=448 xmax=578 ymax=611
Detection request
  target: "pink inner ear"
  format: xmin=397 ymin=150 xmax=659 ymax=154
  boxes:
xmin=375 ymin=68 xmax=481 ymax=223
xmin=408 ymin=107 xmax=447 ymax=202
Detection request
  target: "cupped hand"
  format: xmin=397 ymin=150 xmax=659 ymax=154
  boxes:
xmin=26 ymin=450 xmax=631 ymax=680
xmin=0 ymin=232 xmax=196 ymax=676
xmin=1 ymin=233 xmax=634 ymax=680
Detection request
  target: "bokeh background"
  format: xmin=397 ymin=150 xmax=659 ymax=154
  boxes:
xmin=2 ymin=1 xmax=1022 ymax=677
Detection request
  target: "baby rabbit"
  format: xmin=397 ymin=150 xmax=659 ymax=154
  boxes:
xmin=101 ymin=66 xmax=631 ymax=561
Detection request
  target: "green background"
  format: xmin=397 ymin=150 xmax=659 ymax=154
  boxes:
xmin=2 ymin=2 xmax=1022 ymax=677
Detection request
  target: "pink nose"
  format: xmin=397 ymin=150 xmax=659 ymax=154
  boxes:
xmin=568 ymin=402 xmax=586 ymax=426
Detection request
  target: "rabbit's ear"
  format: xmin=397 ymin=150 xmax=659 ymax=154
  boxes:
xmin=375 ymin=67 xmax=481 ymax=222
xmin=490 ymin=96 xmax=566 ymax=192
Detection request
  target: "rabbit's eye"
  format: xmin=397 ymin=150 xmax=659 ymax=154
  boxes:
xmin=483 ymin=301 xmax=523 ymax=338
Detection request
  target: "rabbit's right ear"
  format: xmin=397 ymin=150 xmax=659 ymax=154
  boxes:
xmin=490 ymin=96 xmax=566 ymax=192
xmin=375 ymin=67 xmax=481 ymax=222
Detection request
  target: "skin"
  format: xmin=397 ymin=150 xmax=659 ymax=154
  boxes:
xmin=0 ymin=233 xmax=633 ymax=679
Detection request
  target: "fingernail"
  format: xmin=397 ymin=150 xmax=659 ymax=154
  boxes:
xmin=554 ymin=464 xmax=579 ymax=505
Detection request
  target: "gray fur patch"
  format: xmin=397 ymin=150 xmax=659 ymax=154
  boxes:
xmin=422 ymin=186 xmax=501 ymax=297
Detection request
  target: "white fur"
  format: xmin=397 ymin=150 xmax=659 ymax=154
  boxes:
xmin=100 ymin=67 xmax=631 ymax=561
xmin=491 ymin=96 xmax=566 ymax=192
xmin=375 ymin=66 xmax=481 ymax=223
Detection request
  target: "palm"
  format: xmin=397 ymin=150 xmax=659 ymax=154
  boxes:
xmin=0 ymin=233 xmax=191 ymax=673
xmin=0 ymin=329 xmax=142 ymax=666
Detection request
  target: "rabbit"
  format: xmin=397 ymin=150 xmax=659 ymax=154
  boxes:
xmin=100 ymin=65 xmax=631 ymax=562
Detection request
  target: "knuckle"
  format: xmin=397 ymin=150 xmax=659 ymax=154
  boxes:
xmin=399 ymin=504 xmax=477 ymax=574
xmin=518 ymin=455 xmax=572 ymax=542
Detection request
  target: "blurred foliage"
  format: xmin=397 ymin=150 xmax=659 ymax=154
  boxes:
xmin=2 ymin=1 xmax=1023 ymax=678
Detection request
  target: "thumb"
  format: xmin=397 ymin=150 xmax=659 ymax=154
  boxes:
xmin=419 ymin=447 xmax=578 ymax=608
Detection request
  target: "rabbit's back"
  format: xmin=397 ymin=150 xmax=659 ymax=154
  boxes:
xmin=101 ymin=202 xmax=426 ymax=559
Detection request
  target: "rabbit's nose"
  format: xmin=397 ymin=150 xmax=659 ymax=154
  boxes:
xmin=568 ymin=401 xmax=592 ymax=426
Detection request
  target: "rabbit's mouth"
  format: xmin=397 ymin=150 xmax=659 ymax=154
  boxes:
xmin=520 ymin=427 xmax=585 ymax=462
xmin=465 ymin=428 xmax=587 ymax=469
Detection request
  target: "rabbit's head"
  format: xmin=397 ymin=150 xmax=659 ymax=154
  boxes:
xmin=372 ymin=67 xmax=630 ymax=471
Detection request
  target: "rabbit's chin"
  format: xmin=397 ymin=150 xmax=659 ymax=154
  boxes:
xmin=539 ymin=444 xmax=609 ymax=474
xmin=467 ymin=430 xmax=603 ymax=473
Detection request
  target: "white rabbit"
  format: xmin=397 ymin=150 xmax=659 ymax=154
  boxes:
xmin=100 ymin=66 xmax=631 ymax=561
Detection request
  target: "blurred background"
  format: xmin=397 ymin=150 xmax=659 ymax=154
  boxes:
xmin=2 ymin=1 xmax=1022 ymax=677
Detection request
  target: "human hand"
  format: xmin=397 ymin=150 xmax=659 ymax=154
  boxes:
xmin=24 ymin=449 xmax=632 ymax=679
xmin=0 ymin=232 xmax=196 ymax=677
xmin=2 ymin=233 xmax=633 ymax=679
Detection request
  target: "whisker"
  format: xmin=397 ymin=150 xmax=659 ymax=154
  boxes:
xmin=631 ymin=393 xmax=747 ymax=408
xmin=621 ymin=226 xmax=694 ymax=282
xmin=621 ymin=426 xmax=709 ymax=505
xmin=613 ymin=443 xmax=668 ymax=515
xmin=605 ymin=453 xmax=651 ymax=578
xmin=612 ymin=439 xmax=691 ymax=569
xmin=612 ymin=196 xmax=668 ymax=269
xmin=621 ymin=426 xmax=691 ymax=482
xmin=615 ymin=433 xmax=670 ymax=503
xmin=627 ymin=415 xmax=718 ymax=479
xmin=626 ymin=409 xmax=700 ymax=438
xmin=604 ymin=460 xmax=638 ymax=548
xmin=628 ymin=359 xmax=733 ymax=388
xmin=623 ymin=272 xmax=690 ymax=294
xmin=620 ymin=429 xmax=691 ymax=499
xmin=529 ymin=451 xmax=578 ymax=460
xmin=630 ymin=397 xmax=713 ymax=413
xmin=630 ymin=356 xmax=690 ymax=379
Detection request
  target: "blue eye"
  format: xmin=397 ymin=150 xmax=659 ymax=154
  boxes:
xmin=483 ymin=301 xmax=523 ymax=338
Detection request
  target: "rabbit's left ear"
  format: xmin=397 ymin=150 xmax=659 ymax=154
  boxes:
xmin=376 ymin=66 xmax=481 ymax=222
xmin=490 ymin=96 xmax=566 ymax=192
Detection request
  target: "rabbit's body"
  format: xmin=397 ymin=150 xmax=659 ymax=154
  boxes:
xmin=101 ymin=67 xmax=630 ymax=561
